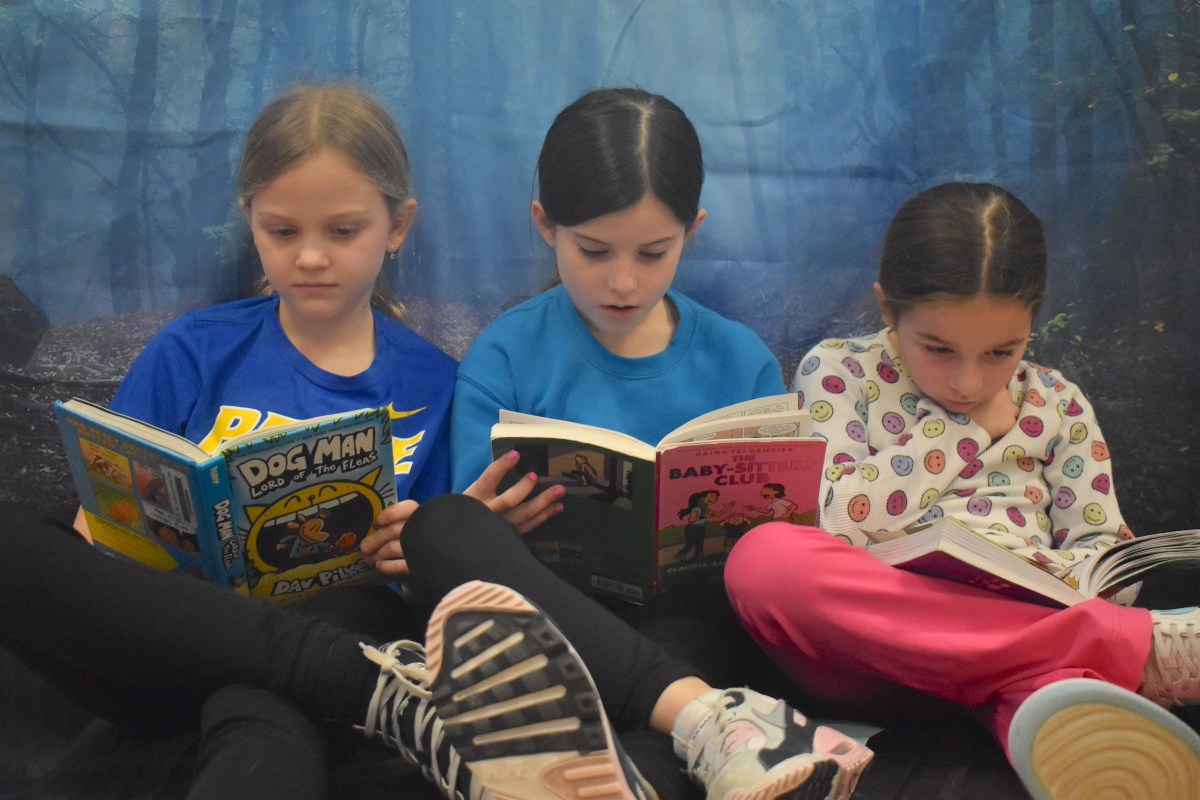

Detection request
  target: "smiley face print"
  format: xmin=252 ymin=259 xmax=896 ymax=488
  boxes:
xmin=1002 ymin=445 xmax=1026 ymax=461
xmin=847 ymin=494 xmax=871 ymax=522
xmin=1069 ymin=422 xmax=1088 ymax=444
xmin=822 ymin=375 xmax=847 ymax=394
xmin=810 ymin=401 xmax=834 ymax=423
xmin=1019 ymin=416 xmax=1044 ymax=437
xmin=1082 ymin=503 xmax=1107 ymax=526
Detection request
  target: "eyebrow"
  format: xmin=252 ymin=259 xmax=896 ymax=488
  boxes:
xmin=918 ymin=332 xmax=1028 ymax=349
xmin=571 ymin=231 xmax=678 ymax=248
xmin=253 ymin=209 xmax=373 ymax=223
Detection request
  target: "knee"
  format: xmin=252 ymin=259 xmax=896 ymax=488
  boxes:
xmin=401 ymin=493 xmax=490 ymax=556
xmin=725 ymin=522 xmax=828 ymax=608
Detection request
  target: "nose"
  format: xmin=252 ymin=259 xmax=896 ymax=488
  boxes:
xmin=948 ymin=362 xmax=983 ymax=397
xmin=606 ymin=258 xmax=637 ymax=295
xmin=296 ymin=239 xmax=330 ymax=269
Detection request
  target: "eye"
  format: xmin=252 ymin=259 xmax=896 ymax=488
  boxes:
xmin=639 ymin=251 xmax=667 ymax=262
xmin=267 ymin=227 xmax=296 ymax=239
xmin=332 ymin=226 xmax=362 ymax=239
xmin=924 ymin=345 xmax=953 ymax=356
xmin=989 ymin=349 xmax=1016 ymax=359
xmin=579 ymin=247 xmax=607 ymax=260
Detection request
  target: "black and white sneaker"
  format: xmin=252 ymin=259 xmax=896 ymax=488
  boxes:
xmin=423 ymin=580 xmax=658 ymax=799
xmin=359 ymin=639 xmax=479 ymax=799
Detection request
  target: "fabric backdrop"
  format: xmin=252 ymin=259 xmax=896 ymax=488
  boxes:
xmin=2 ymin=0 xmax=1197 ymax=534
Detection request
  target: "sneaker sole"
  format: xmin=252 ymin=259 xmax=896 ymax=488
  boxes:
xmin=1008 ymin=678 xmax=1200 ymax=800
xmin=813 ymin=725 xmax=874 ymax=800
xmin=721 ymin=758 xmax=840 ymax=800
xmin=425 ymin=580 xmax=647 ymax=800
xmin=718 ymin=722 xmax=871 ymax=800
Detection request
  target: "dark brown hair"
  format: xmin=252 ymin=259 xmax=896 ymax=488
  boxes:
xmin=878 ymin=182 xmax=1047 ymax=321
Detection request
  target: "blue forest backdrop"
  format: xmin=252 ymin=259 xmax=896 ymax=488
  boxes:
xmin=1 ymin=0 xmax=1198 ymax=534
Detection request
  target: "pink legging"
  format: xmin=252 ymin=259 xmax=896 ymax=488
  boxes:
xmin=724 ymin=523 xmax=1153 ymax=753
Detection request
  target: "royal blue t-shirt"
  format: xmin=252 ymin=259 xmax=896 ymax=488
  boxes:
xmin=112 ymin=295 xmax=456 ymax=502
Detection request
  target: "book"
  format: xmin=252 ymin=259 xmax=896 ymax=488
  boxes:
xmin=54 ymin=399 xmax=396 ymax=604
xmin=865 ymin=515 xmax=1200 ymax=607
xmin=491 ymin=393 xmax=827 ymax=603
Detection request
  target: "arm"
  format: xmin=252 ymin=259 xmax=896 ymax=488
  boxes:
xmin=449 ymin=336 xmax=520 ymax=492
xmin=1023 ymin=377 xmax=1129 ymax=569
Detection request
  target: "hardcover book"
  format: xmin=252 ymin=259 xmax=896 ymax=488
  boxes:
xmin=55 ymin=399 xmax=395 ymax=603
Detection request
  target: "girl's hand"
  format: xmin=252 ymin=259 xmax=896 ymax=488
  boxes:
xmin=465 ymin=450 xmax=565 ymax=534
xmin=968 ymin=386 xmax=1019 ymax=441
xmin=360 ymin=499 xmax=419 ymax=576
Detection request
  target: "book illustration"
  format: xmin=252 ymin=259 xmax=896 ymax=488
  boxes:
xmin=242 ymin=467 xmax=387 ymax=575
xmin=223 ymin=414 xmax=396 ymax=601
xmin=492 ymin=393 xmax=824 ymax=603
xmin=79 ymin=439 xmax=134 ymax=490
xmin=511 ymin=445 xmax=633 ymax=508
xmin=655 ymin=443 xmax=824 ymax=574
xmin=56 ymin=400 xmax=396 ymax=603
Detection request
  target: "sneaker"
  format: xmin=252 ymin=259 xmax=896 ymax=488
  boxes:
xmin=1008 ymin=678 xmax=1200 ymax=800
xmin=672 ymin=688 xmax=873 ymax=800
xmin=423 ymin=580 xmax=658 ymax=800
xmin=359 ymin=639 xmax=478 ymax=800
xmin=1141 ymin=606 xmax=1200 ymax=706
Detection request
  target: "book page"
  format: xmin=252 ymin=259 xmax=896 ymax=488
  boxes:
xmin=60 ymin=398 xmax=208 ymax=460
xmin=491 ymin=421 xmax=657 ymax=462
xmin=1081 ymin=529 xmax=1200 ymax=596
xmin=658 ymin=393 xmax=806 ymax=446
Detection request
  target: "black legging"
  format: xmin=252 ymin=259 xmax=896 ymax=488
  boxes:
xmin=0 ymin=497 xmax=706 ymax=798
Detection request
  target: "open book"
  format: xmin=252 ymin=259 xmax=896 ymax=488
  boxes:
xmin=491 ymin=393 xmax=826 ymax=603
xmin=866 ymin=515 xmax=1200 ymax=607
xmin=55 ymin=399 xmax=395 ymax=603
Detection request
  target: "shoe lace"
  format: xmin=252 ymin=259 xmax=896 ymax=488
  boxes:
xmin=358 ymin=641 xmax=473 ymax=800
xmin=1149 ymin=610 xmax=1200 ymax=703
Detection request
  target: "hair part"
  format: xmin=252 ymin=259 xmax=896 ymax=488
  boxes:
xmin=238 ymin=82 xmax=413 ymax=321
xmin=536 ymin=88 xmax=704 ymax=228
xmin=878 ymin=182 xmax=1047 ymax=322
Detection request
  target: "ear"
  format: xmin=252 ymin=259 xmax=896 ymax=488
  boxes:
xmin=386 ymin=199 xmax=418 ymax=253
xmin=873 ymin=282 xmax=897 ymax=329
xmin=684 ymin=208 xmax=707 ymax=240
xmin=531 ymin=200 xmax=556 ymax=248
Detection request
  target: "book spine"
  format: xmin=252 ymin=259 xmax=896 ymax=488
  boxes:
xmin=192 ymin=458 xmax=249 ymax=594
